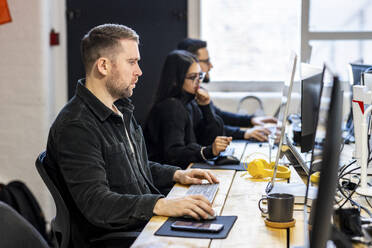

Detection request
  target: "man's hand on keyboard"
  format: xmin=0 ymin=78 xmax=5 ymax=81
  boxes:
xmin=173 ymin=169 xmax=219 ymax=185
xmin=243 ymin=126 xmax=271 ymax=142
xmin=153 ymin=195 xmax=214 ymax=220
xmin=251 ymin=116 xmax=278 ymax=126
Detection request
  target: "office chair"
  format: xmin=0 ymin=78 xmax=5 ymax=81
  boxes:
xmin=35 ymin=152 xmax=140 ymax=248
xmin=237 ymin=95 xmax=265 ymax=116
xmin=0 ymin=201 xmax=49 ymax=248
xmin=35 ymin=152 xmax=70 ymax=248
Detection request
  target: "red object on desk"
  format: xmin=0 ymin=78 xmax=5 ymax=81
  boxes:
xmin=0 ymin=0 xmax=12 ymax=25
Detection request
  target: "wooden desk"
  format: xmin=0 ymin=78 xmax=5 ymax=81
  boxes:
xmin=210 ymin=172 xmax=287 ymax=248
xmin=131 ymin=169 xmax=236 ymax=248
xmin=132 ymin=141 xmax=307 ymax=248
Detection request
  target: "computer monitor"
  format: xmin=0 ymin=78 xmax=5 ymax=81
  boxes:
xmin=303 ymin=76 xmax=343 ymax=247
xmin=348 ymin=63 xmax=372 ymax=86
xmin=267 ymin=65 xmax=335 ymax=205
xmin=300 ymin=64 xmax=325 ymax=153
xmin=266 ymin=51 xmax=297 ymax=193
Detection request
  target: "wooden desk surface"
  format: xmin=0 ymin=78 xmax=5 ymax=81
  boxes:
xmin=131 ymin=169 xmax=236 ymax=248
xmin=132 ymin=141 xmax=311 ymax=248
xmin=210 ymin=171 xmax=287 ymax=248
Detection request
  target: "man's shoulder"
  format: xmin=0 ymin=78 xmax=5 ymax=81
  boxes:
xmin=52 ymin=96 xmax=94 ymax=130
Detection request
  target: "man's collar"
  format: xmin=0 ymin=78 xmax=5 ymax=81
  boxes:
xmin=75 ymin=79 xmax=134 ymax=122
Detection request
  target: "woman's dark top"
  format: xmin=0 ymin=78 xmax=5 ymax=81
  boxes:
xmin=145 ymin=93 xmax=224 ymax=169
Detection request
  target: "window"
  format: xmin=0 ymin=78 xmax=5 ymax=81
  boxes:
xmin=309 ymin=0 xmax=372 ymax=32
xmin=309 ymin=41 xmax=372 ymax=80
xmin=201 ymin=0 xmax=299 ymax=81
xmin=199 ymin=0 xmax=372 ymax=82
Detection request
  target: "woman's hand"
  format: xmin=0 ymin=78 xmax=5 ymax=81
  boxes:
xmin=195 ymin=88 xmax=211 ymax=106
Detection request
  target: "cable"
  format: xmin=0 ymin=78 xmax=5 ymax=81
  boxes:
xmin=337 ymin=179 xmax=359 ymax=209
xmin=339 ymin=167 xmax=361 ymax=179
xmin=365 ymin=196 xmax=372 ymax=210
xmin=337 ymin=171 xmax=372 ymax=217
xmin=338 ymin=160 xmax=357 ymax=179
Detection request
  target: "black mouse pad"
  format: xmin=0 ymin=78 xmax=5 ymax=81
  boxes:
xmin=191 ymin=162 xmax=246 ymax=171
xmin=154 ymin=216 xmax=238 ymax=239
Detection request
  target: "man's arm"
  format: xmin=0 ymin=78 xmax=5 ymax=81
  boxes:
xmin=55 ymin=122 xmax=162 ymax=230
xmin=224 ymin=125 xmax=246 ymax=139
xmin=153 ymin=169 xmax=219 ymax=220
xmin=212 ymin=102 xmax=254 ymax=127
xmin=148 ymin=161 xmax=180 ymax=190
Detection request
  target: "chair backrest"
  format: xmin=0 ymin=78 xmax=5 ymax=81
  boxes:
xmin=0 ymin=201 xmax=49 ymax=248
xmin=35 ymin=151 xmax=70 ymax=248
xmin=237 ymin=95 xmax=265 ymax=116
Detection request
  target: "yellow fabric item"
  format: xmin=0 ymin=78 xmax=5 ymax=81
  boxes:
xmin=247 ymin=159 xmax=291 ymax=179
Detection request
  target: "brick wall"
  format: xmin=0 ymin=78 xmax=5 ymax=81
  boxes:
xmin=0 ymin=0 xmax=67 ymax=222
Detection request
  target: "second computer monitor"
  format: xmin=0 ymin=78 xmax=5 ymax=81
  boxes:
xmin=348 ymin=63 xmax=372 ymax=86
xmin=266 ymin=51 xmax=297 ymax=193
xmin=301 ymin=64 xmax=325 ymax=153
xmin=309 ymin=76 xmax=343 ymax=247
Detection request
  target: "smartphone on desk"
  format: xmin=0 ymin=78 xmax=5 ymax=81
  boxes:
xmin=171 ymin=221 xmax=224 ymax=233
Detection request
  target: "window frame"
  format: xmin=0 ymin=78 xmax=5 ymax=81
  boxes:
xmin=300 ymin=0 xmax=372 ymax=63
xmin=188 ymin=0 xmax=372 ymax=83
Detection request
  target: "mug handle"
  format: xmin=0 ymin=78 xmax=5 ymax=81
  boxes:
xmin=258 ymin=197 xmax=268 ymax=214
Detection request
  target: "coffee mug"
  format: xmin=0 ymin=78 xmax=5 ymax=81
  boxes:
xmin=258 ymin=193 xmax=294 ymax=223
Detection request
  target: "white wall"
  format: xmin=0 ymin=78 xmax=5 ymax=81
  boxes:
xmin=0 ymin=0 xmax=67 ymax=222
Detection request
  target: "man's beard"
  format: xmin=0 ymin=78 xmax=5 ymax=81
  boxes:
xmin=106 ymin=70 xmax=132 ymax=99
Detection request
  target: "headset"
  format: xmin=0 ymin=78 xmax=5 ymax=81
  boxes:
xmin=244 ymin=158 xmax=291 ymax=179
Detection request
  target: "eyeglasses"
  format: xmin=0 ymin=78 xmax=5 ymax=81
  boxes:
xmin=199 ymin=58 xmax=211 ymax=65
xmin=185 ymin=72 xmax=206 ymax=82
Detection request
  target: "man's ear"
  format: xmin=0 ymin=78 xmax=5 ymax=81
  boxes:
xmin=96 ymin=57 xmax=110 ymax=76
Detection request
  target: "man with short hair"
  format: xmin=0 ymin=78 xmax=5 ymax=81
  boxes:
xmin=178 ymin=38 xmax=277 ymax=141
xmin=45 ymin=24 xmax=218 ymax=248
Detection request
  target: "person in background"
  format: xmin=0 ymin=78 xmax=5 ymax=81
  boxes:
xmin=145 ymin=50 xmax=232 ymax=169
xmin=178 ymin=38 xmax=277 ymax=142
xmin=44 ymin=24 xmax=218 ymax=248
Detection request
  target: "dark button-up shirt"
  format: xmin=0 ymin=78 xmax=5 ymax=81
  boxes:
xmin=45 ymin=80 xmax=180 ymax=247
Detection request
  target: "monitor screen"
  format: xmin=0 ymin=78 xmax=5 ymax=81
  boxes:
xmin=300 ymin=64 xmax=325 ymax=153
xmin=349 ymin=63 xmax=372 ymax=86
xmin=309 ymin=68 xmax=335 ymax=164
xmin=266 ymin=51 xmax=297 ymax=193
xmin=308 ymin=76 xmax=343 ymax=247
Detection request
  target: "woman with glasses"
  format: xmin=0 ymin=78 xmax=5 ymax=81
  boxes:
xmin=144 ymin=50 xmax=231 ymax=169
